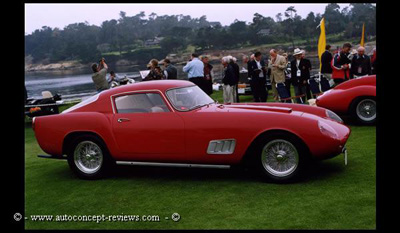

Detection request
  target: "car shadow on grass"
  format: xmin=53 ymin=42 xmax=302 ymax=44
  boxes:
xmin=103 ymin=160 xmax=346 ymax=184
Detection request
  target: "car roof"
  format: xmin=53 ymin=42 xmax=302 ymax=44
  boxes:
xmin=99 ymin=80 xmax=194 ymax=98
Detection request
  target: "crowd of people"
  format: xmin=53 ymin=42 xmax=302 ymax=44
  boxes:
xmin=90 ymin=42 xmax=376 ymax=105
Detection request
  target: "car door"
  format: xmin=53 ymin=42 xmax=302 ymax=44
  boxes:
xmin=111 ymin=91 xmax=185 ymax=161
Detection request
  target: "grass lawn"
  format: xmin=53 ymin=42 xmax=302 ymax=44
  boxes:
xmin=24 ymin=92 xmax=376 ymax=230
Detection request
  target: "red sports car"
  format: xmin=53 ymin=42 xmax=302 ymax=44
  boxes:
xmin=316 ymin=75 xmax=376 ymax=125
xmin=33 ymin=80 xmax=350 ymax=183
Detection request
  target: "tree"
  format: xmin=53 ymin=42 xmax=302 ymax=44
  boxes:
xmin=283 ymin=6 xmax=298 ymax=48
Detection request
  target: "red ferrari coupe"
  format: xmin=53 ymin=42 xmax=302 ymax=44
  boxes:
xmin=316 ymin=75 xmax=376 ymax=125
xmin=33 ymin=80 xmax=350 ymax=183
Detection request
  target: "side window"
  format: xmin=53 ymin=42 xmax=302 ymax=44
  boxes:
xmin=115 ymin=93 xmax=170 ymax=113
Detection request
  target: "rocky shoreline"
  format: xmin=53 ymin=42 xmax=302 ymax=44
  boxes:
xmin=25 ymin=61 xmax=89 ymax=72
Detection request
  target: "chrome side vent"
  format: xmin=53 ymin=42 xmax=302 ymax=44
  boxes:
xmin=207 ymin=139 xmax=236 ymax=154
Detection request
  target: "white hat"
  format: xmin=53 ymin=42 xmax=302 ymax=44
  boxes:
xmin=293 ymin=48 xmax=302 ymax=56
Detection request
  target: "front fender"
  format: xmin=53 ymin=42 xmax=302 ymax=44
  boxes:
xmin=317 ymin=86 xmax=376 ymax=114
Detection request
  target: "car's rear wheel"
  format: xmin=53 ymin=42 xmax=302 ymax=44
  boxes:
xmin=350 ymin=97 xmax=376 ymax=125
xmin=254 ymin=132 xmax=308 ymax=183
xmin=67 ymin=135 xmax=114 ymax=179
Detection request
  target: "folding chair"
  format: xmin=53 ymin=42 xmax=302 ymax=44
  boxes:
xmin=276 ymin=83 xmax=291 ymax=103
xmin=308 ymin=78 xmax=323 ymax=98
xmin=319 ymin=76 xmax=331 ymax=92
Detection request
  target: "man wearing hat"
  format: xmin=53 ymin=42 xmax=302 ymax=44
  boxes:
xmin=290 ymin=48 xmax=311 ymax=103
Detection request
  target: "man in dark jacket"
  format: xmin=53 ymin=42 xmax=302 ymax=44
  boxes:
xmin=350 ymin=46 xmax=371 ymax=79
xmin=248 ymin=52 xmax=268 ymax=102
xmin=222 ymin=56 xmax=238 ymax=103
xmin=301 ymin=50 xmax=312 ymax=100
xmin=232 ymin=57 xmax=240 ymax=102
xmin=290 ymin=48 xmax=311 ymax=103
xmin=321 ymin=44 xmax=333 ymax=83
xmin=162 ymin=59 xmax=178 ymax=79
xmin=201 ymin=55 xmax=214 ymax=95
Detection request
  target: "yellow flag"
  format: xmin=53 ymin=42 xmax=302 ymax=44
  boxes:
xmin=317 ymin=18 xmax=326 ymax=70
xmin=360 ymin=23 xmax=365 ymax=47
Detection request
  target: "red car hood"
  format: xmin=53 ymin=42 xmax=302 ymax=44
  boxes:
xmin=229 ymin=102 xmax=328 ymax=119
xmin=224 ymin=104 xmax=293 ymax=114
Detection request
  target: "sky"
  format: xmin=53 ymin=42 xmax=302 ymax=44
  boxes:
xmin=25 ymin=3 xmax=352 ymax=35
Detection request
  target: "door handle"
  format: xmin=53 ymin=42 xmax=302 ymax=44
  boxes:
xmin=117 ymin=118 xmax=130 ymax=123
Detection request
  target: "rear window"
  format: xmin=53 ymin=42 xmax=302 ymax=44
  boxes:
xmin=62 ymin=93 xmax=100 ymax=113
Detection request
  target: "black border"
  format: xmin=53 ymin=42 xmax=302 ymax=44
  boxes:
xmin=9 ymin=1 xmax=387 ymax=232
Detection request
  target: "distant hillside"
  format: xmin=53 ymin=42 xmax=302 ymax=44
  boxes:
xmin=25 ymin=3 xmax=376 ymax=67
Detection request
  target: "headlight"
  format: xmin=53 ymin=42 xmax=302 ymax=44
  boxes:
xmin=326 ymin=110 xmax=343 ymax=124
xmin=318 ymin=121 xmax=338 ymax=139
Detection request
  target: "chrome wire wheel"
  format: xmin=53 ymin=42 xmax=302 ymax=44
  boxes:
xmin=261 ymin=139 xmax=299 ymax=177
xmin=356 ymin=99 xmax=376 ymax=122
xmin=74 ymin=141 xmax=103 ymax=174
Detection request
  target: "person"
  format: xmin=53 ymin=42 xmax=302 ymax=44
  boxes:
xmin=183 ymin=53 xmax=206 ymax=93
xmin=91 ymin=58 xmax=109 ymax=93
xmin=371 ymin=48 xmax=376 ymax=75
xmin=301 ymin=50 xmax=313 ymax=100
xmin=221 ymin=56 xmax=237 ymax=104
xmin=321 ymin=44 xmax=333 ymax=84
xmin=282 ymin=53 xmax=292 ymax=97
xmin=350 ymin=46 xmax=371 ymax=79
xmin=162 ymin=59 xmax=178 ymax=79
xmin=250 ymin=54 xmax=255 ymax=62
xmin=201 ymin=55 xmax=214 ymax=95
xmin=107 ymin=71 xmax=123 ymax=86
xmin=144 ymin=59 xmax=165 ymax=81
xmin=248 ymin=51 xmax=268 ymax=102
xmin=242 ymin=55 xmax=250 ymax=69
xmin=331 ymin=43 xmax=352 ymax=85
xmin=290 ymin=48 xmax=311 ymax=103
xmin=231 ymin=56 xmax=240 ymax=102
xmin=268 ymin=49 xmax=287 ymax=102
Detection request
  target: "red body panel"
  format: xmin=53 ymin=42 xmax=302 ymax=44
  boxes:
xmin=33 ymin=80 xmax=350 ymax=164
xmin=316 ymin=75 xmax=376 ymax=114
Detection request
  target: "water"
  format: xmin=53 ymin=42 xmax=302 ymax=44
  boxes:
xmin=25 ymin=56 xmax=319 ymax=101
xmin=25 ymin=66 xmax=174 ymax=101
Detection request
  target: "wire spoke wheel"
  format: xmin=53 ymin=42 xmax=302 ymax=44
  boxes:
xmin=261 ymin=139 xmax=299 ymax=178
xmin=74 ymin=141 xmax=103 ymax=174
xmin=356 ymin=99 xmax=376 ymax=122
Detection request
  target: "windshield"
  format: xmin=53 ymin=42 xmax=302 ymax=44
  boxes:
xmin=166 ymin=85 xmax=215 ymax=111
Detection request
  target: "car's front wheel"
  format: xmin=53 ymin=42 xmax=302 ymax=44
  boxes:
xmin=350 ymin=97 xmax=376 ymax=125
xmin=254 ymin=133 xmax=308 ymax=183
xmin=67 ymin=135 xmax=114 ymax=179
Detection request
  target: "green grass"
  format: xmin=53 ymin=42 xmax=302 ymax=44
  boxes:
xmin=25 ymin=111 xmax=376 ymax=230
